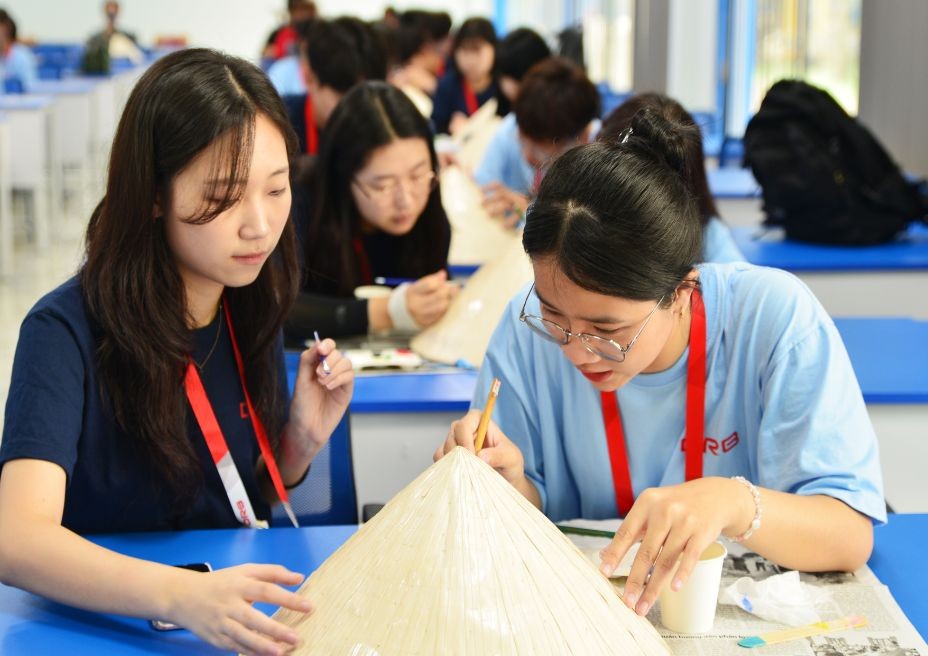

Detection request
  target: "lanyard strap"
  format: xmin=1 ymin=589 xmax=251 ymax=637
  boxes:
xmin=351 ymin=237 xmax=373 ymax=285
xmin=303 ymin=95 xmax=318 ymax=155
xmin=599 ymin=288 xmax=707 ymax=516
xmin=461 ymin=79 xmax=479 ymax=116
xmin=184 ymin=301 xmax=297 ymax=528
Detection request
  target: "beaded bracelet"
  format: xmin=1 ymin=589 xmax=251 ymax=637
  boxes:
xmin=728 ymin=476 xmax=763 ymax=542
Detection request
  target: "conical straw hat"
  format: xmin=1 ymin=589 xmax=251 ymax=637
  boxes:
xmin=274 ymin=447 xmax=671 ymax=655
xmin=451 ymin=97 xmax=502 ymax=172
xmin=442 ymin=164 xmax=520 ymax=267
xmin=411 ymin=236 xmax=533 ymax=367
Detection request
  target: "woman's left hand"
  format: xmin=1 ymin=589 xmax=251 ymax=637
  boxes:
xmin=287 ymin=339 xmax=354 ymax=458
xmin=598 ymin=477 xmax=754 ymax=617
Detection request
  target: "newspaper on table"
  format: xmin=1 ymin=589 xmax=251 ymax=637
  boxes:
xmin=562 ymin=519 xmax=926 ymax=656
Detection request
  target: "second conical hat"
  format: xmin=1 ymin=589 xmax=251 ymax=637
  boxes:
xmin=274 ymin=447 xmax=670 ymax=655
xmin=411 ymin=235 xmax=533 ymax=367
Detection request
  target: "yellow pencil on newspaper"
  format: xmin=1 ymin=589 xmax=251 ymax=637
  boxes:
xmin=739 ymin=615 xmax=867 ymax=648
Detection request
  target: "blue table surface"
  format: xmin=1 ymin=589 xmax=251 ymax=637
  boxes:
xmin=732 ymin=224 xmax=928 ymax=271
xmin=285 ymin=351 xmax=476 ymax=413
xmin=0 ymin=517 xmax=923 ymax=653
xmin=707 ymin=167 xmax=761 ymax=198
xmin=835 ymin=317 xmax=928 ymax=404
xmin=286 ymin=317 xmax=928 ymax=412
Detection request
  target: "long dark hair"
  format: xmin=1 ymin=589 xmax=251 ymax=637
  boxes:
xmin=600 ymin=92 xmax=719 ymax=225
xmin=302 ymin=81 xmax=450 ymax=296
xmin=81 ymin=48 xmax=300 ymax=495
xmin=523 ymin=107 xmax=702 ymax=302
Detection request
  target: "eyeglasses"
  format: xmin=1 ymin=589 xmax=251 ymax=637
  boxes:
xmin=352 ymin=169 xmax=438 ymax=205
xmin=518 ymin=283 xmax=664 ymax=363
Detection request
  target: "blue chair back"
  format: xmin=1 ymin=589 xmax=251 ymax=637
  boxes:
xmin=3 ymin=78 xmax=24 ymax=94
xmin=271 ymin=412 xmax=358 ymax=526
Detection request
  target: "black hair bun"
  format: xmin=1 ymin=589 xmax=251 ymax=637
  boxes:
xmin=628 ymin=106 xmax=696 ymax=176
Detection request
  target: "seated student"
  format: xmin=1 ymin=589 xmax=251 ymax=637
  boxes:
xmin=263 ymin=0 xmax=317 ymax=62
xmin=436 ymin=108 xmax=884 ymax=619
xmin=384 ymin=11 xmax=449 ymax=111
xmin=495 ymin=27 xmax=551 ymax=105
xmin=266 ymin=18 xmax=311 ymax=97
xmin=431 ymin=17 xmax=507 ymax=136
xmin=599 ymin=93 xmax=745 ymax=263
xmin=83 ymin=1 xmax=144 ymax=73
xmin=287 ymin=81 xmax=455 ymax=340
xmin=475 ymin=57 xmax=600 ymax=225
xmin=0 ymin=49 xmax=354 ymax=655
xmin=0 ymin=9 xmax=37 ymax=92
xmin=282 ymin=16 xmax=386 ymax=155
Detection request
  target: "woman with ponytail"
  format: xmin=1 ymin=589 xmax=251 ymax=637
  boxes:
xmin=600 ymin=92 xmax=744 ymax=263
xmin=435 ymin=107 xmax=884 ymax=618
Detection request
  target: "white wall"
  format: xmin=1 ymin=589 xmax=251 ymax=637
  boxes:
xmin=858 ymin=0 xmax=928 ymax=177
xmin=6 ymin=0 xmax=493 ymax=64
xmin=666 ymin=0 xmax=717 ymax=112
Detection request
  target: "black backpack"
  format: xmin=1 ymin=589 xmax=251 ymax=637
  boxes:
xmin=743 ymin=79 xmax=927 ymax=245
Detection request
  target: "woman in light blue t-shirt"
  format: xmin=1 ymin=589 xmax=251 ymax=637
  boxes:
xmin=435 ymin=107 xmax=883 ymax=621
xmin=600 ymin=92 xmax=744 ymax=264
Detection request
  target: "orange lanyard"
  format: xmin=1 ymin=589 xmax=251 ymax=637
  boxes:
xmin=599 ymin=290 xmax=706 ymax=516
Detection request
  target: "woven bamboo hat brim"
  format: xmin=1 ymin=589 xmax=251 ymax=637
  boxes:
xmin=274 ymin=447 xmax=670 ymax=655
xmin=411 ymin=236 xmax=532 ymax=367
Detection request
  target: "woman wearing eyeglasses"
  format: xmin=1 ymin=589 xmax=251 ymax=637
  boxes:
xmin=287 ymin=81 xmax=455 ymax=341
xmin=435 ymin=108 xmax=884 ymax=618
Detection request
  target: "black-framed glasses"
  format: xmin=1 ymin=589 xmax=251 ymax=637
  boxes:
xmin=352 ymin=169 xmax=438 ymax=205
xmin=518 ymin=283 xmax=664 ymax=363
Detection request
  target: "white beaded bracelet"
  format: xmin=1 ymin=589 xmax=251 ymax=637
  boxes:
xmin=728 ymin=476 xmax=762 ymax=542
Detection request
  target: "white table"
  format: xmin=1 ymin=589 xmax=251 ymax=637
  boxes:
xmin=0 ymin=113 xmax=12 ymax=276
xmin=0 ymin=95 xmax=57 ymax=251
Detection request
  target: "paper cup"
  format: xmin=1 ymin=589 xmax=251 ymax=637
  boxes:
xmin=658 ymin=541 xmax=727 ymax=634
xmin=354 ymin=285 xmax=392 ymax=300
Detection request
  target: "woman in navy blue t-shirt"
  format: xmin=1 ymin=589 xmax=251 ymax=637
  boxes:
xmin=0 ymin=49 xmax=354 ymax=655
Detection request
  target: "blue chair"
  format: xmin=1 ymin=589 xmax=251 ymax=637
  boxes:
xmin=2 ymin=77 xmax=24 ymax=94
xmin=271 ymin=412 xmax=358 ymax=526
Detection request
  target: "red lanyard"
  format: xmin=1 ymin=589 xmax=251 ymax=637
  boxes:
xmin=303 ymin=95 xmax=318 ymax=155
xmin=599 ymin=289 xmax=706 ymax=516
xmin=351 ymin=237 xmax=373 ymax=285
xmin=461 ymin=79 xmax=479 ymax=115
xmin=184 ymin=301 xmax=297 ymax=528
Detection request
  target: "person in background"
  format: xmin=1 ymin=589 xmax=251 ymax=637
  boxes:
xmin=282 ymin=16 xmax=386 ymax=155
xmin=386 ymin=10 xmax=449 ymax=101
xmin=0 ymin=9 xmax=37 ymax=92
xmin=287 ymin=82 xmax=454 ymax=341
xmin=475 ymin=57 xmax=599 ymax=226
xmin=495 ymin=27 xmax=551 ymax=104
xmin=436 ymin=108 xmax=883 ymax=620
xmin=83 ymin=0 xmax=144 ymax=72
xmin=266 ymin=17 xmax=313 ymax=97
xmin=0 ymin=48 xmax=354 ymax=655
xmin=431 ymin=17 xmax=507 ymax=136
xmin=263 ymin=0 xmax=317 ymax=62
xmin=599 ymin=93 xmax=745 ymax=263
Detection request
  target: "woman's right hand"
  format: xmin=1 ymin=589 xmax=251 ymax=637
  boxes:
xmin=167 ymin=563 xmax=312 ymax=656
xmin=405 ymin=270 xmax=458 ymax=328
xmin=433 ymin=409 xmax=525 ymax=485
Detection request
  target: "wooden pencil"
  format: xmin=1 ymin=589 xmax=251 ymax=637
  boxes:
xmin=474 ymin=378 xmax=501 ymax=453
